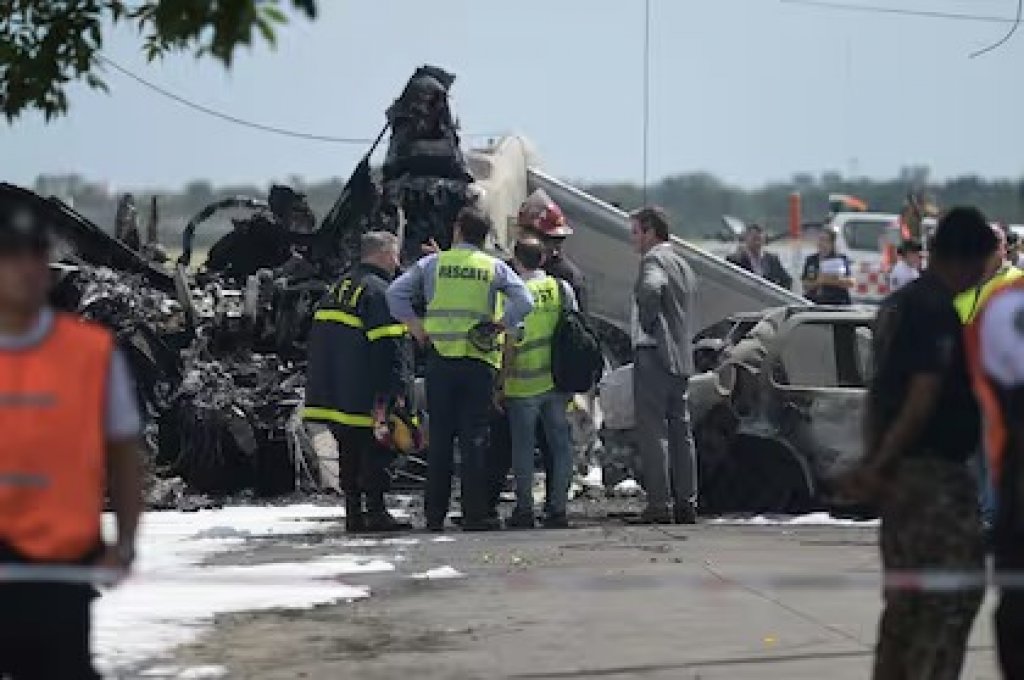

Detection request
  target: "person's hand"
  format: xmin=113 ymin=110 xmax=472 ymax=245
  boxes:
xmin=97 ymin=543 xmax=134 ymax=585
xmin=421 ymin=238 xmax=440 ymax=255
xmin=408 ymin=325 xmax=430 ymax=347
xmin=836 ymin=464 xmax=886 ymax=503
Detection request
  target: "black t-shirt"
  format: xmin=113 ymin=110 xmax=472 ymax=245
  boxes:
xmin=868 ymin=272 xmax=980 ymax=462
xmin=802 ymin=252 xmax=852 ymax=305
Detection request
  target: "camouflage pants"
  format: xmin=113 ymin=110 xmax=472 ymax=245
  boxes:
xmin=873 ymin=457 xmax=985 ymax=680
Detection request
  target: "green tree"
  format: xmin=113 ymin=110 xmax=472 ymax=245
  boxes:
xmin=0 ymin=0 xmax=317 ymax=121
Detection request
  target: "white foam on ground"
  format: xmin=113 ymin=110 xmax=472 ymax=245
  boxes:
xmin=410 ymin=566 xmax=465 ymax=580
xmin=94 ymin=505 xmax=395 ymax=674
xmin=709 ymin=512 xmax=879 ymax=527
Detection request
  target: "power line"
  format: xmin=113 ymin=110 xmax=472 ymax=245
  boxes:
xmin=970 ymin=0 xmax=1023 ymax=57
xmin=780 ymin=0 xmax=1018 ymax=24
xmin=642 ymin=0 xmax=652 ymax=205
xmin=96 ymin=55 xmax=501 ymax=144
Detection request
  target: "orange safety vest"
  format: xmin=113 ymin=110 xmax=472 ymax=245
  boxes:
xmin=965 ymin=277 xmax=1024 ymax=485
xmin=0 ymin=313 xmax=112 ymax=561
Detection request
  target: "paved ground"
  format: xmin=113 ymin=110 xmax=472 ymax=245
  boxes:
xmin=145 ymin=506 xmax=1001 ymax=680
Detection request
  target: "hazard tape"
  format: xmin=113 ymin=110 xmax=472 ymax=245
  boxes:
xmin=0 ymin=564 xmax=1020 ymax=592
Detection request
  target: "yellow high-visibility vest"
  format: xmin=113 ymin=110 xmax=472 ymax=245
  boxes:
xmin=424 ymin=249 xmax=501 ymax=368
xmin=955 ymin=266 xmax=1024 ymax=324
xmin=506 ymin=275 xmax=562 ymax=398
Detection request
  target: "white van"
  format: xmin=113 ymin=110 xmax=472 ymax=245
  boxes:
xmin=828 ymin=212 xmax=902 ymax=303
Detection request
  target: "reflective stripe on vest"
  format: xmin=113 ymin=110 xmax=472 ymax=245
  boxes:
xmin=0 ymin=314 xmax=111 ymax=561
xmin=506 ymin=276 xmax=561 ymax=398
xmin=425 ymin=249 xmax=501 ymax=368
xmin=955 ymin=266 xmax=1024 ymax=324
xmin=965 ymin=276 xmax=1024 ymax=483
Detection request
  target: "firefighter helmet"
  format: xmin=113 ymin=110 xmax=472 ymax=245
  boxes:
xmin=517 ymin=189 xmax=573 ymax=238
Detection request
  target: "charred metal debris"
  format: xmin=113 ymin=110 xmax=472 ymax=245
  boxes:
xmin=1 ymin=65 xmax=475 ymax=500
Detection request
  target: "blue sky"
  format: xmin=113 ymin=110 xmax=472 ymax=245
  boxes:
xmin=4 ymin=0 xmax=1024 ymax=191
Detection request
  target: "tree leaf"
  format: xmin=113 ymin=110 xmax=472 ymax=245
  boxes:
xmin=262 ymin=4 xmax=287 ymax=24
xmin=255 ymin=16 xmax=276 ymax=47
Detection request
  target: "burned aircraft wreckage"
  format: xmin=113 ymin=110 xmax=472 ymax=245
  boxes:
xmin=3 ymin=65 xmax=872 ymax=515
xmin=1 ymin=65 xmax=475 ymax=499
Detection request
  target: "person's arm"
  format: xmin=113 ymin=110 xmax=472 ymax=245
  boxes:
xmin=102 ymin=350 xmax=143 ymax=570
xmin=636 ymin=255 xmax=667 ymax=335
xmin=105 ymin=439 xmax=143 ymax=569
xmin=386 ymin=258 xmax=430 ymax=345
xmin=846 ymin=301 xmax=949 ymax=497
xmin=981 ymin=290 xmax=1024 ymax=475
xmin=800 ymin=256 xmax=818 ymax=294
xmin=495 ymin=336 xmax=517 ymax=411
xmin=773 ymin=256 xmax=793 ymax=290
xmin=364 ymin=283 xmax=410 ymax=403
xmin=494 ymin=260 xmax=534 ymax=329
xmin=863 ymin=374 xmax=941 ymax=473
xmin=559 ymin=280 xmax=579 ymax=312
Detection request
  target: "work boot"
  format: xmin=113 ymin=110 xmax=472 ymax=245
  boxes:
xmin=363 ymin=510 xmax=413 ymax=533
xmin=344 ymin=493 xmax=365 ymax=533
xmin=506 ymin=508 xmax=536 ymax=530
xmin=673 ymin=502 xmax=698 ymax=525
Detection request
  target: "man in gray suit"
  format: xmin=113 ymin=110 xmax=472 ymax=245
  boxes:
xmin=630 ymin=207 xmax=699 ymax=524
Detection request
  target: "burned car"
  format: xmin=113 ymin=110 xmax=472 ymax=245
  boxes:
xmin=598 ymin=305 xmax=875 ymax=515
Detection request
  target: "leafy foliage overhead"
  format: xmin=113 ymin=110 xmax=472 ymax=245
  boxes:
xmin=0 ymin=0 xmax=317 ymax=121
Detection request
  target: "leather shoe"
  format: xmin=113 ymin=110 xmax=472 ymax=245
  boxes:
xmin=506 ymin=510 xmax=536 ymax=530
xmin=362 ymin=511 xmax=413 ymax=533
xmin=674 ymin=503 xmax=698 ymax=525
xmin=462 ymin=516 xmax=503 ymax=532
xmin=542 ymin=513 xmax=569 ymax=529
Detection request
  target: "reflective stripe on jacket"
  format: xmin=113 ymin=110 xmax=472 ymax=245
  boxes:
xmin=506 ymin=275 xmax=561 ymax=398
xmin=0 ymin=313 xmax=111 ymax=561
xmin=424 ymin=249 xmax=501 ymax=368
xmin=964 ymin=276 xmax=1024 ymax=483
xmin=304 ymin=264 xmax=412 ymax=428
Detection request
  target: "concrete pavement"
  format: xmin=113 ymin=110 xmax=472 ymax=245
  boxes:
xmin=148 ymin=512 xmax=1001 ymax=680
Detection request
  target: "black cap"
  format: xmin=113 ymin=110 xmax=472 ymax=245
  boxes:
xmin=0 ymin=203 xmax=51 ymax=254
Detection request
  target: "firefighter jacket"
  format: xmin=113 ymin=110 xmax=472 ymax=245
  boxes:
xmin=304 ymin=263 xmax=413 ymax=428
xmin=0 ymin=314 xmax=112 ymax=561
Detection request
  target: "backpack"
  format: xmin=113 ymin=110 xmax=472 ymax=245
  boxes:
xmin=551 ymin=282 xmax=604 ymax=394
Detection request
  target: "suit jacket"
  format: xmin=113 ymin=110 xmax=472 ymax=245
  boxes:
xmin=727 ymin=250 xmax=793 ymax=290
xmin=634 ymin=242 xmax=696 ymax=377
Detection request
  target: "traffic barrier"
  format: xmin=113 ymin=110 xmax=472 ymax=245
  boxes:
xmin=0 ymin=564 xmax=1019 ymax=593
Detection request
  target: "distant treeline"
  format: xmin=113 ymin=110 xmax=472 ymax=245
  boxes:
xmin=31 ymin=165 xmax=1024 ymax=248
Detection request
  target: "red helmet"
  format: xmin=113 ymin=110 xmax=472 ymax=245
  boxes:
xmin=517 ymin=189 xmax=573 ymax=238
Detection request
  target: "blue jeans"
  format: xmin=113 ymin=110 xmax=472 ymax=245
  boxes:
xmin=970 ymin=448 xmax=997 ymax=527
xmin=507 ymin=391 xmax=573 ymax=517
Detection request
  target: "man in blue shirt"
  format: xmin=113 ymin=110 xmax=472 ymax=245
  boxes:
xmin=387 ymin=207 xmax=533 ymax=531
